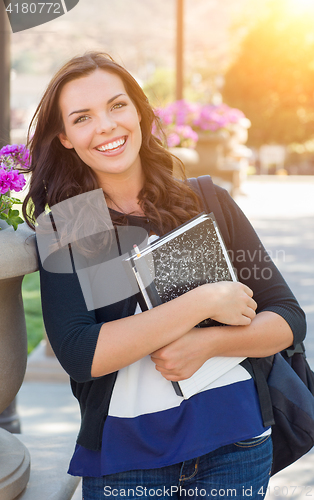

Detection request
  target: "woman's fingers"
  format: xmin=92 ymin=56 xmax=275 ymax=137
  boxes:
xmin=243 ymin=306 xmax=256 ymax=321
xmin=241 ymin=283 xmax=254 ymax=298
xmin=203 ymin=281 xmax=258 ymax=326
xmin=237 ymin=315 xmax=252 ymax=326
xmin=247 ymin=296 xmax=258 ymax=311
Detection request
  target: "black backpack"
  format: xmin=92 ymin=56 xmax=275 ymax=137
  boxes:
xmin=189 ymin=175 xmax=314 ymax=475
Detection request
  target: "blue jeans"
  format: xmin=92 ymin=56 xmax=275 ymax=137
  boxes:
xmin=82 ymin=435 xmax=272 ymax=500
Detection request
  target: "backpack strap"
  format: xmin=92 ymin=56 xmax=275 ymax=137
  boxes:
xmin=188 ymin=175 xmax=231 ymax=248
xmin=243 ymin=358 xmax=275 ymax=427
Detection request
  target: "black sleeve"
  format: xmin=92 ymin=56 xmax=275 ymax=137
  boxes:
xmin=39 ymin=255 xmax=104 ymax=383
xmin=215 ymin=186 xmax=306 ymax=348
xmin=38 ymin=245 xmax=137 ymax=383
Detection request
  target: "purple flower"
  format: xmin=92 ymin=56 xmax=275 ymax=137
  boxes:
xmin=167 ymin=132 xmax=181 ymax=148
xmin=154 ymin=100 xmax=248 ymax=147
xmin=154 ymin=100 xmax=197 ymax=129
xmin=0 ymin=145 xmax=17 ymax=156
xmin=165 ymin=125 xmax=199 ymax=148
xmin=193 ymin=104 xmax=235 ymax=131
xmin=0 ymin=166 xmax=26 ymax=194
xmin=0 ymin=144 xmax=30 ymax=168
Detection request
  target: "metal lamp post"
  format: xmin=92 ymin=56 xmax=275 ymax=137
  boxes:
xmin=0 ymin=1 xmax=11 ymax=148
xmin=176 ymin=0 xmax=184 ymax=101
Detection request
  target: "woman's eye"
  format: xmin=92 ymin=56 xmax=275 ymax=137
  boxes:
xmin=74 ymin=115 xmax=89 ymax=124
xmin=111 ymin=102 xmax=127 ymax=111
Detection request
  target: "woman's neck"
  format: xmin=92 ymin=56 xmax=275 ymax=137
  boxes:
xmin=99 ymin=171 xmax=146 ymax=216
xmin=106 ymin=197 xmax=145 ymax=216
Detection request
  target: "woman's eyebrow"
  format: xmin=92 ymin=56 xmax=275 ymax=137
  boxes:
xmin=108 ymin=93 xmax=126 ymax=104
xmin=68 ymin=108 xmax=89 ymax=117
xmin=68 ymin=93 xmax=127 ymax=117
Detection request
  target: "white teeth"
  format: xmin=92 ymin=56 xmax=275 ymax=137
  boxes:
xmin=97 ymin=137 xmax=126 ymax=152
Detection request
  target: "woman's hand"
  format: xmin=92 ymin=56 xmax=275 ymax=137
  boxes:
xmin=197 ymin=281 xmax=257 ymax=326
xmin=150 ymin=328 xmax=208 ymax=381
xmin=150 ymin=282 xmax=258 ymax=382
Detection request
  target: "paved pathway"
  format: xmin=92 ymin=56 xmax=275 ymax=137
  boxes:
xmin=235 ymin=176 xmax=314 ymax=499
xmin=234 ymin=177 xmax=314 ymax=365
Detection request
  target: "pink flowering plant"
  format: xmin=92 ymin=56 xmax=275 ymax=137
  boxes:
xmin=0 ymin=144 xmax=29 ymax=230
xmin=192 ymin=103 xmax=247 ymax=133
xmin=154 ymin=100 xmax=248 ymax=147
xmin=153 ymin=101 xmax=199 ymax=148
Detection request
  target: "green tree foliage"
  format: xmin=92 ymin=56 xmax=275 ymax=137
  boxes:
xmin=222 ymin=0 xmax=314 ymax=146
xmin=22 ymin=272 xmax=44 ymax=354
xmin=142 ymin=68 xmax=176 ymax=108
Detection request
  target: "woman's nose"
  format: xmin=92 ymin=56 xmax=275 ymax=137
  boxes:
xmin=95 ymin=112 xmax=117 ymax=134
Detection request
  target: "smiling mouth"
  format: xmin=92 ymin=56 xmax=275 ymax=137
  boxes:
xmin=96 ymin=137 xmax=127 ymax=153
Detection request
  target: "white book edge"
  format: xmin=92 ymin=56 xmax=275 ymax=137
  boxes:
xmin=178 ymin=356 xmax=246 ymax=399
xmin=133 ymin=213 xmax=209 ymax=258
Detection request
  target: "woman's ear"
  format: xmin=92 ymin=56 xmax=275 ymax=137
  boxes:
xmin=58 ymin=132 xmax=74 ymax=149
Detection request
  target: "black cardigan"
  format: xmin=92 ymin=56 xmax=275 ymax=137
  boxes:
xmin=39 ymin=184 xmax=306 ymax=451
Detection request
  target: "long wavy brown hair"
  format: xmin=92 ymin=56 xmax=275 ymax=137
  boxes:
xmin=22 ymin=52 xmax=202 ymax=235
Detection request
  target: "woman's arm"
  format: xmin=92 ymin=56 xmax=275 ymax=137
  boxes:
xmin=151 ymin=186 xmax=306 ymax=381
xmin=151 ymin=311 xmax=293 ymax=381
xmin=91 ymin=280 xmax=257 ymax=377
xmin=218 ymin=185 xmax=306 ymax=347
xmin=40 ymin=249 xmax=256 ymax=382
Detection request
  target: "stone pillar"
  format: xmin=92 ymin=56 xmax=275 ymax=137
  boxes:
xmin=0 ymin=223 xmax=38 ymax=499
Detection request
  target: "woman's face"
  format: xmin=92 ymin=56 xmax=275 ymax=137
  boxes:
xmin=58 ymin=69 xmax=143 ymax=184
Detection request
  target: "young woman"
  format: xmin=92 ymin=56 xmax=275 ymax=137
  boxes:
xmin=23 ymin=52 xmax=306 ymax=499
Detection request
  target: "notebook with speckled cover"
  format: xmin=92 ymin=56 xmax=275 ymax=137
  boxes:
xmin=149 ymin=213 xmax=234 ymax=302
xmin=124 ymin=213 xmax=245 ymax=399
xmin=127 ymin=212 xmax=236 ymax=315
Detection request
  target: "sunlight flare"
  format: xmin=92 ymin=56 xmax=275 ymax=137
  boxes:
xmin=287 ymin=0 xmax=314 ymax=14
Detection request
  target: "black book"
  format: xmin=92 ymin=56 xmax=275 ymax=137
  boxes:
xmin=124 ymin=212 xmax=245 ymax=399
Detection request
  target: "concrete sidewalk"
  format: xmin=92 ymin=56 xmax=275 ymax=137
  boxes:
xmin=16 ymin=379 xmax=82 ymax=499
xmin=234 ymin=176 xmax=314 ymax=499
xmin=15 ymin=176 xmax=314 ymax=499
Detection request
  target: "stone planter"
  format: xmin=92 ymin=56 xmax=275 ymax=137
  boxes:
xmin=193 ymin=131 xmax=230 ymax=178
xmin=0 ymin=221 xmax=38 ymax=499
xmin=0 ymin=222 xmax=38 ymax=412
xmin=191 ymin=127 xmax=250 ymax=196
xmin=168 ymin=147 xmax=200 ymax=178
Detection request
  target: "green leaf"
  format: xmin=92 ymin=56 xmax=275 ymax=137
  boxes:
xmin=8 ymin=196 xmax=23 ymax=205
xmin=6 ymin=209 xmax=24 ymax=231
xmin=1 ymin=195 xmax=12 ymax=203
xmin=1 ymin=195 xmax=22 ymax=205
xmin=0 ymin=199 xmax=12 ymax=212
